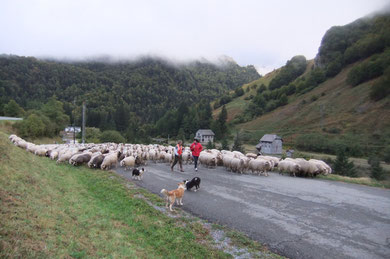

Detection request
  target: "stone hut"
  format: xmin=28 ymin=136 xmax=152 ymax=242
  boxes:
xmin=256 ymin=134 xmax=283 ymax=155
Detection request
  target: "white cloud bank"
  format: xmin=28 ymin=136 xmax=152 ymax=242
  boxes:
xmin=0 ymin=0 xmax=388 ymax=73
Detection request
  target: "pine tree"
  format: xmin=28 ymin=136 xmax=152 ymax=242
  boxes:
xmin=370 ymin=158 xmax=385 ymax=180
xmin=206 ymin=140 xmax=215 ymax=149
xmin=334 ymin=149 xmax=357 ymax=177
xmin=232 ymin=132 xmax=244 ymax=153
xmin=221 ymin=138 xmax=229 ymax=150
xmin=217 ymin=105 xmax=228 ymax=138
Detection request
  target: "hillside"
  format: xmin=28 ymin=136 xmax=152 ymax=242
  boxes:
xmin=213 ymin=12 xmax=390 ymax=158
xmin=0 ymin=55 xmax=259 ymax=124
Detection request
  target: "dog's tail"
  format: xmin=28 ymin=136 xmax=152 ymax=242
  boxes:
xmin=160 ymin=189 xmax=168 ymax=196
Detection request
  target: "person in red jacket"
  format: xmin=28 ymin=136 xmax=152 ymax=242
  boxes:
xmin=190 ymin=138 xmax=203 ymax=171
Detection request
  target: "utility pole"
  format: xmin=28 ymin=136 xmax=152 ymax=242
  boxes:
xmin=82 ymin=101 xmax=86 ymax=144
xmin=73 ymin=98 xmax=76 ymax=144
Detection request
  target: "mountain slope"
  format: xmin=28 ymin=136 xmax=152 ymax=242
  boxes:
xmin=0 ymin=56 xmax=259 ymax=124
xmin=213 ymin=12 xmax=390 ymax=157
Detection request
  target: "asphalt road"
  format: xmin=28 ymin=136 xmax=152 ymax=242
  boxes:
xmin=115 ymin=163 xmax=390 ymax=259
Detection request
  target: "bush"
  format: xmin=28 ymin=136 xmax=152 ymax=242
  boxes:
xmin=85 ymin=127 xmax=102 ymax=143
xmin=234 ymin=87 xmax=245 ymax=97
xmin=369 ymin=67 xmax=390 ymax=101
xmin=100 ymin=130 xmax=126 ymax=143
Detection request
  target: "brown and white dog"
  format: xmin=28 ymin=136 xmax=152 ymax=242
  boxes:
xmin=160 ymin=182 xmax=186 ymax=211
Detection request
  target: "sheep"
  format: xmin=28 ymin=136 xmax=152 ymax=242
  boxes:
xmin=69 ymin=152 xmax=92 ymax=166
xmin=182 ymin=150 xmax=193 ymax=164
xmin=248 ymin=159 xmax=271 ymax=176
xmin=120 ymin=156 xmax=136 ymax=170
xmin=57 ymin=149 xmax=79 ymax=164
xmin=26 ymin=143 xmax=38 ymax=153
xmin=88 ymin=154 xmax=105 ymax=169
xmin=35 ymin=147 xmax=48 ymax=156
xmin=259 ymin=156 xmax=281 ymax=169
xmin=148 ymin=149 xmax=158 ymax=163
xmin=101 ymin=152 xmax=119 ymax=170
xmin=15 ymin=139 xmax=28 ymax=149
xmin=232 ymin=151 xmax=245 ymax=158
xmin=309 ymin=159 xmax=332 ymax=175
xmin=229 ymin=157 xmax=245 ymax=174
xmin=294 ymin=158 xmax=319 ymax=177
xmin=278 ymin=160 xmax=301 ymax=177
xmin=246 ymin=153 xmax=258 ymax=159
xmin=199 ymin=151 xmax=217 ymax=168
xmin=222 ymin=154 xmax=234 ymax=171
xmin=162 ymin=152 xmax=173 ymax=164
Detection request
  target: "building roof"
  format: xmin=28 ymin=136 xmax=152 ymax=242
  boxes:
xmin=65 ymin=126 xmax=81 ymax=132
xmin=196 ymin=129 xmax=215 ymax=136
xmin=260 ymin=134 xmax=282 ymax=143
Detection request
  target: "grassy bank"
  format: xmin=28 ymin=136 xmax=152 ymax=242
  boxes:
xmin=0 ymin=132 xmax=281 ymax=258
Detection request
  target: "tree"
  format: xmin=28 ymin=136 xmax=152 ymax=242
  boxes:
xmin=41 ymin=96 xmax=70 ymax=133
xmin=16 ymin=113 xmax=46 ymax=138
xmin=232 ymin=131 xmax=244 ymax=153
xmin=217 ymin=105 xmax=228 ymax=138
xmin=334 ymin=149 xmax=357 ymax=177
xmin=206 ymin=140 xmax=215 ymax=149
xmin=221 ymin=138 xmax=229 ymax=150
xmin=3 ymin=99 xmax=25 ymax=117
xmin=177 ymin=128 xmax=186 ymax=143
xmin=369 ymin=157 xmax=386 ymax=181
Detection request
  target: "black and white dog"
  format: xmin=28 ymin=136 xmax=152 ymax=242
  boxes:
xmin=183 ymin=177 xmax=201 ymax=192
xmin=132 ymin=168 xmax=145 ymax=180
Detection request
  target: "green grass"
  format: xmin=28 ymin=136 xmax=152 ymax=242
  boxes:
xmin=317 ymin=174 xmax=390 ymax=189
xmin=0 ymin=132 xmax=281 ymax=258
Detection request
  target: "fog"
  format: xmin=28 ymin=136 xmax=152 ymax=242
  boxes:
xmin=0 ymin=0 xmax=388 ymax=74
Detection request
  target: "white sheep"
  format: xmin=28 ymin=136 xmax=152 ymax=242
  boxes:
xmin=199 ymin=151 xmax=217 ymax=168
xmin=120 ymin=156 xmax=136 ymax=170
xmin=278 ymin=159 xmax=301 ymax=177
xmin=229 ymin=157 xmax=245 ymax=174
xmin=248 ymin=159 xmax=271 ymax=176
xmin=101 ymin=152 xmax=119 ymax=170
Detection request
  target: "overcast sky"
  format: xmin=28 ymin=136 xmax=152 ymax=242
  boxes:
xmin=0 ymin=0 xmax=389 ymax=74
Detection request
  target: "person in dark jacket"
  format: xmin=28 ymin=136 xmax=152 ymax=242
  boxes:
xmin=190 ymin=138 xmax=203 ymax=171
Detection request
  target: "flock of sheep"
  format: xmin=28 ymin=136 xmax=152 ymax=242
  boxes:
xmin=9 ymin=134 xmax=332 ymax=177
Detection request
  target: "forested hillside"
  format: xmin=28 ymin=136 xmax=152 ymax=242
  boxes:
xmin=214 ymin=11 xmax=390 ymax=158
xmin=0 ymin=55 xmax=259 ymax=140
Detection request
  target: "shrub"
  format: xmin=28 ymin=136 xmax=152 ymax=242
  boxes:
xmin=234 ymin=87 xmax=245 ymax=97
xmin=369 ymin=67 xmax=390 ymax=101
xmin=100 ymin=130 xmax=126 ymax=143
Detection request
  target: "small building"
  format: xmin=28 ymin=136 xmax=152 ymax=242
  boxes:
xmin=64 ymin=126 xmax=81 ymax=133
xmin=0 ymin=116 xmax=23 ymax=121
xmin=195 ymin=129 xmax=215 ymax=144
xmin=256 ymin=134 xmax=283 ymax=155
